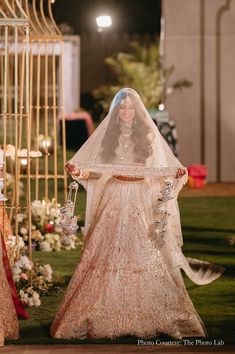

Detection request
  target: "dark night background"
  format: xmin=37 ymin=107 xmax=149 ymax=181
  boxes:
xmin=51 ymin=0 xmax=161 ymax=116
xmin=52 ymin=0 xmax=161 ymax=34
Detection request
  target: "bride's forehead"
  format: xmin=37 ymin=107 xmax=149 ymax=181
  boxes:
xmin=120 ymin=96 xmax=134 ymax=105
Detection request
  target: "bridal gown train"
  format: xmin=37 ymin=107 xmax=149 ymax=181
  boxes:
xmin=51 ymin=177 xmax=206 ymax=339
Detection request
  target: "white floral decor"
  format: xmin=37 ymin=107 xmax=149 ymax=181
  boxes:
xmin=6 ymin=235 xmax=54 ymax=307
xmin=17 ymin=198 xmax=82 ymax=252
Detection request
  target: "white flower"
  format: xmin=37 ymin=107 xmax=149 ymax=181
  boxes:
xmin=22 ymin=255 xmax=33 ymax=270
xmin=44 ymin=234 xmax=53 ymax=244
xmin=23 ymin=234 xmax=28 ymax=241
xmin=19 ymin=289 xmax=25 ymax=297
xmin=6 ymin=235 xmax=16 ymax=247
xmin=32 ymin=230 xmax=43 ymax=241
xmin=13 ymin=267 xmax=21 ymax=275
xmin=32 ymin=291 xmax=40 ymax=300
xmin=55 ymin=246 xmax=61 ymax=252
xmin=71 ymin=240 xmax=76 ymax=249
xmin=34 ymin=299 xmax=41 ymax=307
xmin=54 ymin=234 xmax=60 ymax=241
xmin=50 ymin=207 xmax=60 ymax=217
xmin=14 ymin=255 xmax=33 ymax=270
xmin=19 ymin=290 xmax=29 ymax=303
xmin=13 ymin=274 xmax=20 ymax=282
xmin=43 ymin=233 xmax=62 ymax=251
xmin=40 ymin=241 xmax=52 ymax=252
xmin=54 ymin=225 xmax=62 ymax=233
xmin=32 ymin=200 xmax=43 ymax=208
xmin=17 ymin=213 xmax=26 ymax=223
xmin=28 ymin=298 xmax=34 ymax=307
xmin=43 ymin=264 xmax=53 ymax=280
xmin=20 ymin=227 xmax=28 ymax=235
xmin=63 ymin=239 xmax=76 ymax=251
xmin=18 ymin=237 xmax=25 ymax=248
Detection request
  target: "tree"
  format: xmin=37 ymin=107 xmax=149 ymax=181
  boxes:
xmin=93 ymin=41 xmax=192 ymax=114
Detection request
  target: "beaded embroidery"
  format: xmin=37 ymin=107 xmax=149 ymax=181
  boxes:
xmin=150 ymin=179 xmax=174 ymax=249
xmin=59 ymin=182 xmax=79 ymax=245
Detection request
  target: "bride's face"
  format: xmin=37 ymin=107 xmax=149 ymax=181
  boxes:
xmin=118 ymin=96 xmax=135 ymax=122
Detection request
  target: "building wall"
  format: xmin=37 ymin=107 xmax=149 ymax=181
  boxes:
xmin=162 ymin=0 xmax=235 ymax=181
xmin=63 ymin=35 xmax=80 ymax=114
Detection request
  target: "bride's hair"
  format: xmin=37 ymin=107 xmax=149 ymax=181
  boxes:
xmin=100 ymin=94 xmax=153 ymax=163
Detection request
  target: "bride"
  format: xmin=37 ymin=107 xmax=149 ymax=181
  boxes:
xmin=51 ymin=88 xmax=223 ymax=340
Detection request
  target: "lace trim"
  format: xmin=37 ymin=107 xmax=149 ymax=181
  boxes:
xmin=72 ymin=162 xmax=179 ymax=178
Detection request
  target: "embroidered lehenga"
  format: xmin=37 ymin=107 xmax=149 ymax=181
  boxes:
xmin=0 ymin=205 xmax=19 ymax=345
xmin=51 ymin=88 xmax=223 ymax=340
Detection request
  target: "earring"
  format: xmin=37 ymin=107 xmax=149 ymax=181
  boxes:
xmin=116 ymin=116 xmax=120 ymax=123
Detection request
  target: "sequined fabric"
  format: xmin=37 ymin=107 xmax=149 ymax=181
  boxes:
xmin=0 ymin=202 xmax=13 ymax=241
xmin=0 ymin=232 xmax=19 ymax=344
xmin=51 ymin=178 xmax=206 ymax=339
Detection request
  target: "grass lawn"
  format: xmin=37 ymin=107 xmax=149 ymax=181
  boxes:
xmin=7 ymin=194 xmax=235 ymax=345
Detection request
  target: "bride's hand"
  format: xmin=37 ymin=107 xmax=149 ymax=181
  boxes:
xmin=65 ymin=162 xmax=75 ymax=173
xmin=65 ymin=162 xmax=80 ymax=177
xmin=175 ymin=168 xmax=187 ymax=178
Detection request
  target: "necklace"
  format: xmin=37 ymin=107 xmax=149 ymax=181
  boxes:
xmin=118 ymin=123 xmax=133 ymax=160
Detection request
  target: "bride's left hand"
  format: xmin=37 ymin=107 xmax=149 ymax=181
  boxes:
xmin=175 ymin=168 xmax=187 ymax=178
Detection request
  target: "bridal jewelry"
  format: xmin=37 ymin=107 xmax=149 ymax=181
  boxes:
xmin=59 ymin=181 xmax=79 ymax=245
xmin=118 ymin=123 xmax=133 ymax=161
xmin=150 ymin=178 xmax=174 ymax=249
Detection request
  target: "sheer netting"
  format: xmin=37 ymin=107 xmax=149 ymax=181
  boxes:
xmin=51 ymin=88 xmax=224 ymax=340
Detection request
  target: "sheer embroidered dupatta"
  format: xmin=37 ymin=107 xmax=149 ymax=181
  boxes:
xmin=68 ymin=88 xmax=224 ymax=285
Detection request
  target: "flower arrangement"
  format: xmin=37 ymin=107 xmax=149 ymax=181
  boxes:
xmin=17 ymin=198 xmax=81 ymax=252
xmin=7 ymin=235 xmax=54 ymax=307
xmin=14 ymin=258 xmax=54 ymax=307
xmin=6 ymin=235 xmax=25 ymax=268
